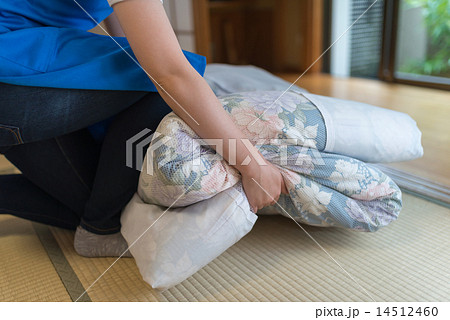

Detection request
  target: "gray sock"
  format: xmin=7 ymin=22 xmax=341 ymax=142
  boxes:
xmin=74 ymin=226 xmax=132 ymax=258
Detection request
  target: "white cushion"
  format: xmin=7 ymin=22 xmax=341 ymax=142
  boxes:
xmin=304 ymin=93 xmax=423 ymax=163
xmin=121 ymin=183 xmax=257 ymax=291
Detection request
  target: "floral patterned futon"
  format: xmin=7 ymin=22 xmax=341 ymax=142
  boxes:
xmin=138 ymin=91 xmax=404 ymax=232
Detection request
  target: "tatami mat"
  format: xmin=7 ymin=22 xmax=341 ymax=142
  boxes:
xmin=0 ymin=155 xmax=19 ymax=174
xmin=1 ymin=193 xmax=448 ymax=301
xmin=0 ymin=216 xmax=71 ymax=301
xmin=48 ymin=193 xmax=449 ymax=302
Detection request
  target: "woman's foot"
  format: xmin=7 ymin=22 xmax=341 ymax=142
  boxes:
xmin=74 ymin=226 xmax=132 ymax=258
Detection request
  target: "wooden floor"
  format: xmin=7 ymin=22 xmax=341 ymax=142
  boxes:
xmin=278 ymin=73 xmax=450 ymax=187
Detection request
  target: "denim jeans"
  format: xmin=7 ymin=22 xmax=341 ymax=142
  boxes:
xmin=0 ymin=82 xmax=171 ymax=234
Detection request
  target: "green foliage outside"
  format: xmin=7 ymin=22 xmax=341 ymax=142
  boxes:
xmin=399 ymin=0 xmax=450 ymax=77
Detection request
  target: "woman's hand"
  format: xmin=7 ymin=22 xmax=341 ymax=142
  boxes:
xmin=241 ymin=161 xmax=288 ymax=213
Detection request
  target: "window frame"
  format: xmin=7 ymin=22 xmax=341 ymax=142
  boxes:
xmin=379 ymin=0 xmax=450 ymax=90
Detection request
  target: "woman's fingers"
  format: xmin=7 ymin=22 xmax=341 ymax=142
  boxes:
xmin=273 ymin=193 xmax=280 ymax=203
xmin=241 ymin=162 xmax=287 ymax=212
xmin=281 ymin=178 xmax=288 ymax=194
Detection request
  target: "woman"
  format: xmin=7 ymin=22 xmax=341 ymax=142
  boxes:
xmin=0 ymin=0 xmax=286 ymax=257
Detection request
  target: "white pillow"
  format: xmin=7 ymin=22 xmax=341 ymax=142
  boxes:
xmin=204 ymin=63 xmax=308 ymax=96
xmin=120 ymin=183 xmax=257 ymax=291
xmin=304 ymin=93 xmax=423 ymax=163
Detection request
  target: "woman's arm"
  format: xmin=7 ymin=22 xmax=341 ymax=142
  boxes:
xmin=112 ymin=0 xmax=286 ymax=211
xmin=102 ymin=12 xmax=126 ymax=37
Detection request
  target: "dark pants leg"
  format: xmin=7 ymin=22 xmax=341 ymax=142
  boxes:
xmin=0 ymin=129 xmax=99 ymax=229
xmin=80 ymin=92 xmax=172 ymax=234
xmin=0 ymin=83 xmax=171 ymax=233
xmin=0 ymin=174 xmax=81 ymax=230
xmin=0 ymin=82 xmax=147 ymax=146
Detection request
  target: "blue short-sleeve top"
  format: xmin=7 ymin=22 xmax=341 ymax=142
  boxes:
xmin=0 ymin=0 xmax=206 ymax=91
